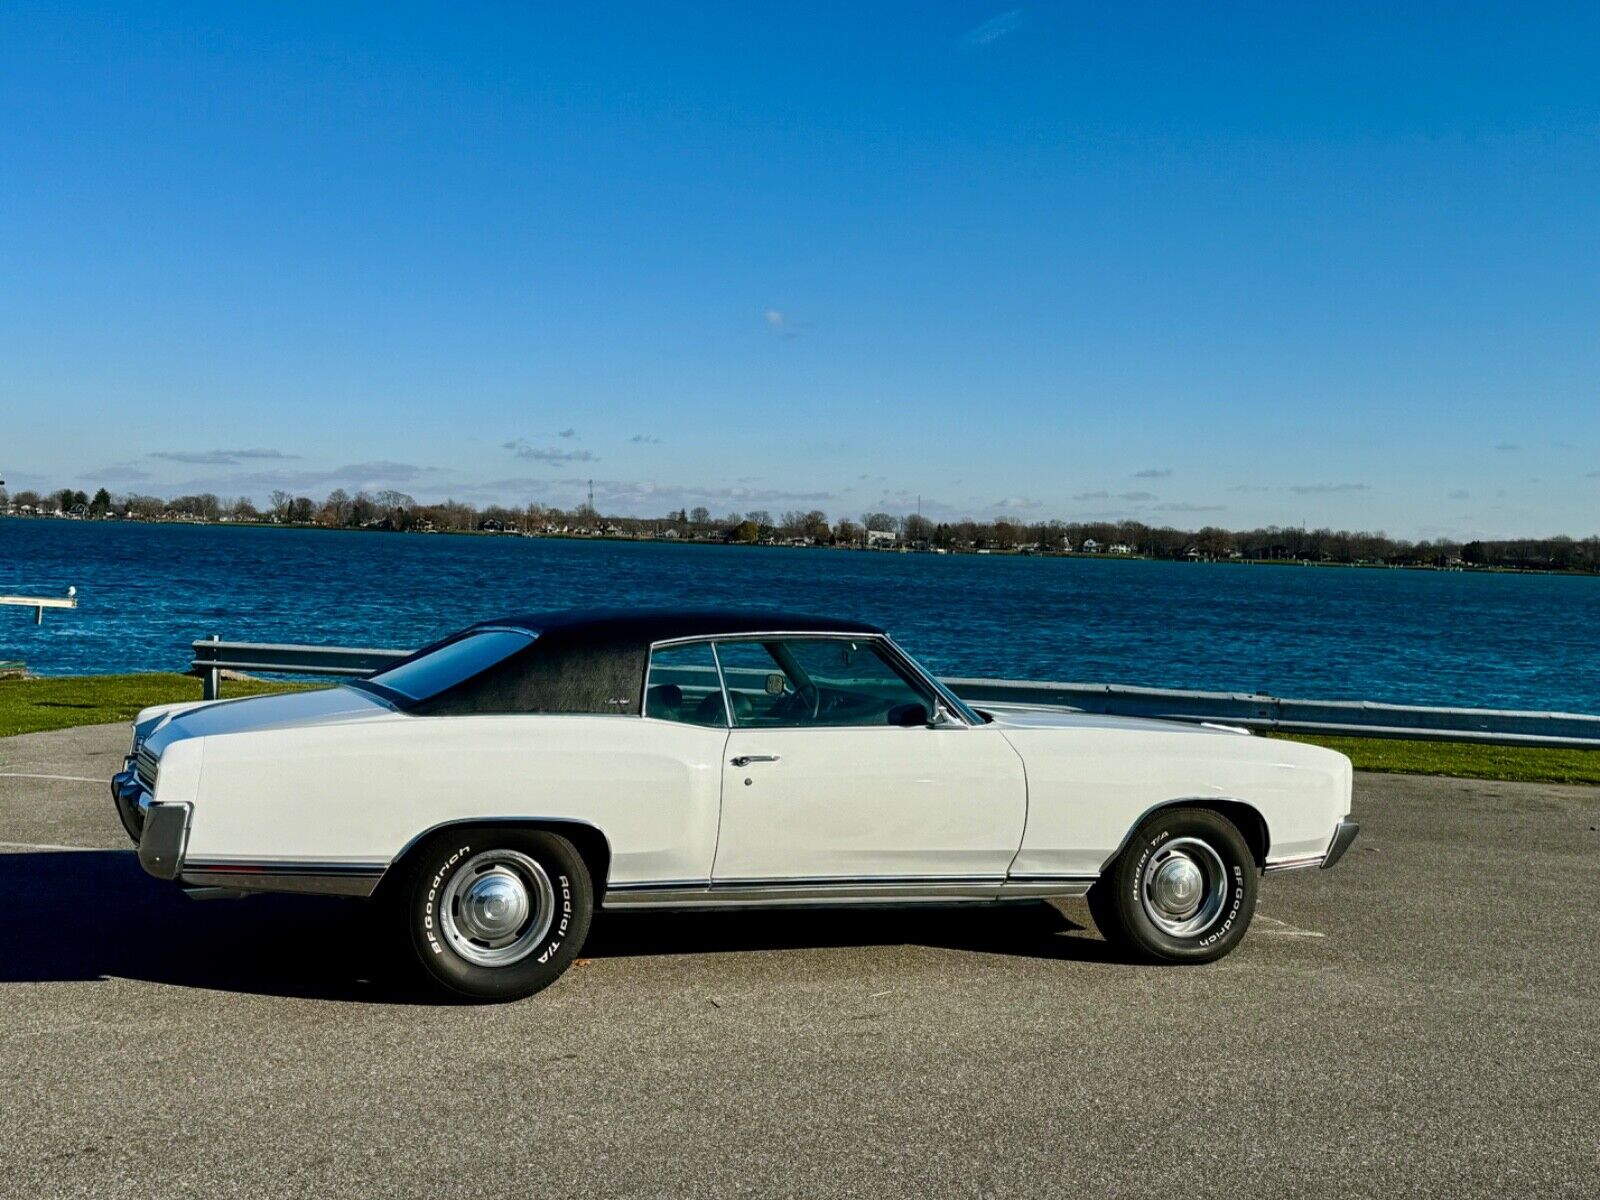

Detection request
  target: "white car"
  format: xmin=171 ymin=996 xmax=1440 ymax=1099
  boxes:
xmin=112 ymin=609 xmax=1358 ymax=1000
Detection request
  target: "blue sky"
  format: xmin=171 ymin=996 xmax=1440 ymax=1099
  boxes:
xmin=2 ymin=1 xmax=1596 ymax=537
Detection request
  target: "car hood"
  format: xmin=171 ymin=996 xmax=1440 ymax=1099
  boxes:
xmin=978 ymin=704 xmax=1250 ymax=736
xmin=140 ymin=685 xmax=395 ymax=756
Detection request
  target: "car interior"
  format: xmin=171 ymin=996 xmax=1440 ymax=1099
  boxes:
xmin=646 ymin=638 xmax=934 ymax=728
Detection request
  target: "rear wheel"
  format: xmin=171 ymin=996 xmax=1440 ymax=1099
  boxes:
xmin=1088 ymin=807 xmax=1257 ymax=963
xmin=397 ymin=828 xmax=592 ymax=1001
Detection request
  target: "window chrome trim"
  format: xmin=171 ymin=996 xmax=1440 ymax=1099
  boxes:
xmin=880 ymin=636 xmax=981 ymax=726
xmin=708 ymin=640 xmax=734 ymax=728
xmin=641 ymin=637 xmax=736 ymax=727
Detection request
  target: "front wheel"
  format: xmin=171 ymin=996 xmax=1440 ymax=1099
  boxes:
xmin=1088 ymin=807 xmax=1257 ymax=963
xmin=397 ymin=828 xmax=593 ymax=1001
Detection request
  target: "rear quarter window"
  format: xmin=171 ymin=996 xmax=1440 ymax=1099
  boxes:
xmin=367 ymin=630 xmax=535 ymax=701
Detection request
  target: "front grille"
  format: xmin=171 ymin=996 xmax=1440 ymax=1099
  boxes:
xmin=135 ymin=746 xmax=159 ymax=792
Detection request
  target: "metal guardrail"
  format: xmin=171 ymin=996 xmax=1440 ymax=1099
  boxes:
xmin=193 ymin=637 xmax=410 ymax=699
xmin=191 ymin=638 xmax=1600 ymax=749
xmin=944 ymin=679 xmax=1600 ymax=750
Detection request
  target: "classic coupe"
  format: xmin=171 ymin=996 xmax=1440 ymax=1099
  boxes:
xmin=112 ymin=609 xmax=1357 ymax=1000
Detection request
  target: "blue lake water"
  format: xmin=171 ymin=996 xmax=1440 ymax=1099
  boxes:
xmin=3 ymin=518 xmax=1596 ymax=714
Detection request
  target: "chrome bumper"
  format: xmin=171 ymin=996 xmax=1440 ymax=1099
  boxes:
xmin=1321 ymin=818 xmax=1359 ymax=869
xmin=110 ymin=766 xmax=191 ymax=881
xmin=138 ymin=802 xmax=192 ymax=880
xmin=1263 ymin=818 xmax=1361 ymax=874
xmin=110 ymin=765 xmax=149 ymax=844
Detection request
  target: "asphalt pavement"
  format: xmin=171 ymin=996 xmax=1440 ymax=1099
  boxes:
xmin=1 ymin=722 xmax=1596 ymax=1199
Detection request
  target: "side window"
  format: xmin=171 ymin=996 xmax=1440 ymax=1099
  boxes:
xmin=714 ymin=638 xmax=933 ymax=728
xmin=644 ymin=642 xmax=727 ymax=727
xmin=712 ymin=640 xmax=793 ymax=727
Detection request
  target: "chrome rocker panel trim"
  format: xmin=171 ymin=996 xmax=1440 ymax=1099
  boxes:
xmin=602 ymin=874 xmax=1096 ymax=909
xmin=179 ymin=860 xmax=387 ymax=898
xmin=1263 ymin=818 xmax=1360 ymax=874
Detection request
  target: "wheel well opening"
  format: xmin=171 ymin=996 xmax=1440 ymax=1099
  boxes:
xmin=1196 ymin=801 xmax=1269 ymax=871
xmin=380 ymin=819 xmax=614 ymax=902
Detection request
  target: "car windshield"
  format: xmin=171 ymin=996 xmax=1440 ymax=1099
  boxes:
xmin=365 ymin=629 xmax=535 ymax=701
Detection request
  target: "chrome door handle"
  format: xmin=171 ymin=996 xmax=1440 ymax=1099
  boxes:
xmin=730 ymin=755 xmax=781 ymax=767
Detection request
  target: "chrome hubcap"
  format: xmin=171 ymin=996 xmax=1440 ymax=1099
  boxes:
xmin=439 ymin=849 xmax=556 ymax=967
xmin=1150 ymin=855 xmax=1204 ymax=916
xmin=1140 ymin=837 xmax=1228 ymax=938
xmin=456 ymin=869 xmax=531 ymax=942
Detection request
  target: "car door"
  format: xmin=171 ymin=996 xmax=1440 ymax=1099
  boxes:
xmin=710 ymin=636 xmax=1027 ymax=888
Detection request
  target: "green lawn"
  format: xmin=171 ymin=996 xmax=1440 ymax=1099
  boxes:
xmin=1274 ymin=733 xmax=1600 ymax=786
xmin=2 ymin=674 xmax=1596 ymax=785
xmin=0 ymin=673 xmax=313 ymax=738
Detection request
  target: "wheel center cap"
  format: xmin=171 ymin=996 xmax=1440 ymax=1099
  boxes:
xmin=459 ymin=871 xmax=531 ymax=940
xmin=1151 ymin=856 xmax=1203 ymax=915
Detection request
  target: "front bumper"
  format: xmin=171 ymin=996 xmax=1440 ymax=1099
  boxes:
xmin=110 ymin=767 xmax=191 ymax=881
xmin=111 ymin=765 xmax=148 ymax=843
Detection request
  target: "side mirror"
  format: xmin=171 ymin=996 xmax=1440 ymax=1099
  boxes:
xmin=928 ymin=701 xmax=960 ymax=728
xmin=886 ymin=702 xmax=930 ymax=728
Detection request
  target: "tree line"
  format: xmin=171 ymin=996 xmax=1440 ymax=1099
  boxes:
xmin=2 ymin=484 xmax=1597 ymax=572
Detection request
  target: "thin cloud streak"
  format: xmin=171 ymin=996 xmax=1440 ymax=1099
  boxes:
xmin=502 ymin=439 xmax=596 ymax=465
xmin=962 ymin=8 xmax=1024 ymax=48
xmin=149 ymin=448 xmax=299 ymax=465
xmin=1288 ymin=483 xmax=1370 ymax=495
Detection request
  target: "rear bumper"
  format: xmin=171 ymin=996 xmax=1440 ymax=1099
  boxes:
xmin=1263 ymin=818 xmax=1361 ymax=874
xmin=1321 ymin=818 xmax=1359 ymax=869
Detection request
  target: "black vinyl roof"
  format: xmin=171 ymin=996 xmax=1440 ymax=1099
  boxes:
xmin=469 ymin=608 xmax=885 ymax=643
xmin=363 ymin=609 xmax=890 ymax=719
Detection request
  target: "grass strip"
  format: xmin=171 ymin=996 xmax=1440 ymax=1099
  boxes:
xmin=1273 ymin=733 xmax=1600 ymax=786
xmin=0 ymin=673 xmax=313 ymax=738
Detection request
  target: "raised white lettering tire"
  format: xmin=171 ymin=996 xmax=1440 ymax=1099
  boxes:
xmin=1088 ymin=807 xmax=1257 ymax=963
xmin=398 ymin=828 xmax=592 ymax=1001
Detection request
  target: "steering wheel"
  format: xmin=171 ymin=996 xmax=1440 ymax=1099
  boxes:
xmin=796 ymin=680 xmax=821 ymax=720
xmin=771 ymin=679 xmax=821 ymax=721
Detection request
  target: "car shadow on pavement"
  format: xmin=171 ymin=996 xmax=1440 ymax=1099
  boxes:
xmin=0 ymin=850 xmax=1127 ymax=1004
xmin=0 ymin=850 xmax=403 ymax=1002
xmin=585 ymin=900 xmax=1127 ymax=965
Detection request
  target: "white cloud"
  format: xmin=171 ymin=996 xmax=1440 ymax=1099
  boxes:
xmin=149 ymin=448 xmax=299 ymax=465
xmin=502 ymin=439 xmax=596 ymax=465
xmin=962 ymin=8 xmax=1024 ymax=48
xmin=1288 ymin=483 xmax=1370 ymax=495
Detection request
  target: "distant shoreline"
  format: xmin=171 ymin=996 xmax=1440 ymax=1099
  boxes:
xmin=3 ymin=513 xmax=1595 ymax=577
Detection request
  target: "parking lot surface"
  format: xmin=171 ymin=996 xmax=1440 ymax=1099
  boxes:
xmin=1 ymin=722 xmax=1597 ymax=1199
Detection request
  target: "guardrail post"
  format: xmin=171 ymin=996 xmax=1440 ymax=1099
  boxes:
xmin=202 ymin=635 xmax=220 ymax=700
